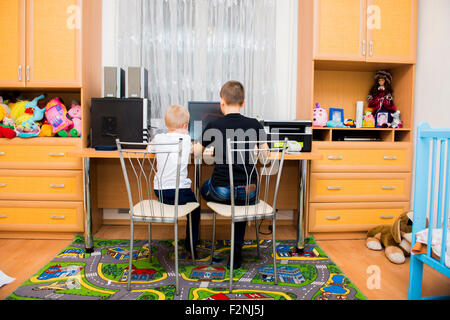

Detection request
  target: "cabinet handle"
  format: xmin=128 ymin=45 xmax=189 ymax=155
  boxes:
xmin=384 ymin=156 xmax=398 ymax=160
xmin=26 ymin=65 xmax=30 ymax=81
xmin=0 ymin=184 xmax=6 ymax=187
xmin=327 ymin=186 xmax=342 ymax=190
xmin=49 ymin=152 xmax=65 ymax=157
xmin=18 ymin=65 xmax=22 ymax=81
xmin=369 ymin=41 xmax=373 ymax=57
xmin=328 ymin=156 xmax=343 ymax=160
xmin=50 ymin=215 xmax=66 ymax=220
xmin=0 ymin=214 xmax=7 ymax=218
xmin=50 ymin=184 xmax=65 ymax=188
xmin=362 ymin=40 xmax=366 ymax=56
xmin=382 ymin=186 xmax=396 ymax=190
xmin=380 ymin=215 xmax=394 ymax=219
xmin=326 ymin=216 xmax=341 ymax=221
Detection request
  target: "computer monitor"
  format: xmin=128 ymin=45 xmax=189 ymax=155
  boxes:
xmin=188 ymin=101 xmax=223 ymax=141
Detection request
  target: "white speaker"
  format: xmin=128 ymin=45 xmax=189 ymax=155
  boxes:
xmin=103 ymin=66 xmax=125 ymax=98
xmin=126 ymin=67 xmax=148 ymax=98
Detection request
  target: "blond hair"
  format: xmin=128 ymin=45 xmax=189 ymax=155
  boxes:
xmin=165 ymin=104 xmax=190 ymax=130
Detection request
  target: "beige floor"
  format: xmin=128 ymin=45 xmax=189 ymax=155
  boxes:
xmin=1 ymin=223 xmax=449 ymax=300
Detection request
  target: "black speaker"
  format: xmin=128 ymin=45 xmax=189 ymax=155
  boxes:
xmin=90 ymin=98 xmax=150 ymax=150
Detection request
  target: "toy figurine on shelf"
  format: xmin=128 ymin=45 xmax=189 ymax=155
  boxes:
xmin=363 ymin=111 xmax=375 ymax=128
xmin=326 ymin=120 xmax=346 ymax=128
xmin=367 ymin=70 xmax=397 ymax=116
xmin=344 ymin=119 xmax=356 ymax=128
xmin=14 ymin=94 xmax=46 ymax=138
xmin=390 ymin=110 xmax=403 ymax=129
xmin=312 ymin=103 xmax=328 ymax=127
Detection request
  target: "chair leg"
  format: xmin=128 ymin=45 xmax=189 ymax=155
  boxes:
xmin=174 ymin=221 xmax=179 ymax=296
xmin=189 ymin=213 xmax=195 ymax=263
xmin=127 ymin=218 xmax=134 ymax=291
xmin=408 ymin=254 xmax=424 ymax=300
xmin=148 ymin=223 xmax=152 ymax=263
xmin=210 ymin=212 xmax=216 ymax=265
xmin=272 ymin=216 xmax=277 ymax=285
xmin=255 ymin=219 xmax=261 ymax=258
xmin=229 ymin=221 xmax=235 ymax=294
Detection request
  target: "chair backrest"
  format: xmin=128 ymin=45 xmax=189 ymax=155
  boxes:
xmin=116 ymin=138 xmax=183 ymax=219
xmin=226 ymin=138 xmax=288 ymax=217
xmin=413 ymin=122 xmax=450 ymax=266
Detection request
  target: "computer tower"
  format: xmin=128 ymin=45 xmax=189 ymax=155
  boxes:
xmin=103 ymin=67 xmax=125 ymax=98
xmin=126 ymin=67 xmax=148 ymax=99
xmin=263 ymin=120 xmax=313 ymax=152
xmin=90 ymin=98 xmax=150 ymax=150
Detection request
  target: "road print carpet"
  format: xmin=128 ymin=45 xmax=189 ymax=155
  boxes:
xmin=6 ymin=235 xmax=367 ymax=300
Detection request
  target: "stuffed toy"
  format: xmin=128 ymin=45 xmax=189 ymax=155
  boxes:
xmin=58 ymin=102 xmax=81 ymax=137
xmin=366 ymin=211 xmax=413 ymax=264
xmin=14 ymin=94 xmax=46 ymax=138
xmin=45 ymin=98 xmax=73 ymax=134
xmin=0 ymin=97 xmax=11 ymax=122
xmin=8 ymin=100 xmax=29 ymax=125
xmin=367 ymin=70 xmax=397 ymax=116
xmin=0 ymin=124 xmax=17 ymax=139
xmin=38 ymin=120 xmax=55 ymax=137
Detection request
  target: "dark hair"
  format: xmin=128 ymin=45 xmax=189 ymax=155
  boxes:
xmin=220 ymin=80 xmax=245 ymax=106
xmin=369 ymin=78 xmax=393 ymax=98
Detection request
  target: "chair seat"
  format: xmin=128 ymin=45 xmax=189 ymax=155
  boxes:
xmin=206 ymin=200 xmax=274 ymax=220
xmin=132 ymin=200 xmax=199 ymax=222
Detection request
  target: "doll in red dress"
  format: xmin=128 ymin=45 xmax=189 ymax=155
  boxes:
xmin=367 ymin=70 xmax=396 ymax=116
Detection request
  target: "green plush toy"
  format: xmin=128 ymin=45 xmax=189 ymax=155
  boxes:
xmin=366 ymin=211 xmax=413 ymax=264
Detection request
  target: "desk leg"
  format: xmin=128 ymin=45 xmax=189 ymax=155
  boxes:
xmin=296 ymin=159 xmax=308 ymax=251
xmin=195 ymin=160 xmax=201 ymax=240
xmin=83 ymin=157 xmax=94 ymax=253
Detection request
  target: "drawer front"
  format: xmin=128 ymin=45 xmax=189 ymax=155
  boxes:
xmin=0 ymin=201 xmax=84 ymax=232
xmin=0 ymin=170 xmax=83 ymax=201
xmin=309 ymin=202 xmax=410 ymax=232
xmin=0 ymin=144 xmax=81 ymax=169
xmin=310 ymin=173 xmax=411 ymax=202
xmin=311 ymin=143 xmax=412 ymax=172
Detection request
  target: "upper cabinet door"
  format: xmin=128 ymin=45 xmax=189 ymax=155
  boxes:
xmin=0 ymin=0 xmax=26 ymax=87
xmin=26 ymin=0 xmax=81 ymax=87
xmin=366 ymin=0 xmax=417 ymax=63
xmin=314 ymin=0 xmax=367 ymax=61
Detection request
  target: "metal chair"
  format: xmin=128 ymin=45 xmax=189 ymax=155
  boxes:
xmin=116 ymin=138 xmax=199 ymax=295
xmin=206 ymin=138 xmax=288 ymax=293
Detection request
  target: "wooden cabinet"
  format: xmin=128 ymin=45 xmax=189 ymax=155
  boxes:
xmin=366 ymin=0 xmax=417 ymax=63
xmin=313 ymin=0 xmax=417 ymax=63
xmin=0 ymin=0 xmax=81 ymax=87
xmin=314 ymin=0 xmax=366 ymax=61
xmin=0 ymin=0 xmax=26 ymax=87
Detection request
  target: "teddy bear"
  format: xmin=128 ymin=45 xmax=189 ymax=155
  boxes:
xmin=366 ymin=211 xmax=413 ymax=264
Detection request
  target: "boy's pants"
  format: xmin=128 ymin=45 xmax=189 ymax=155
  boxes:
xmin=201 ymin=178 xmax=257 ymax=249
xmin=154 ymin=188 xmax=200 ymax=251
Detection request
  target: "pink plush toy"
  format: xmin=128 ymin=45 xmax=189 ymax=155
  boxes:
xmin=312 ymin=103 xmax=328 ymax=127
xmin=45 ymin=98 xmax=73 ymax=134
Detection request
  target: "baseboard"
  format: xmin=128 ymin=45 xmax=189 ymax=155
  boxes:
xmin=0 ymin=231 xmax=78 ymax=240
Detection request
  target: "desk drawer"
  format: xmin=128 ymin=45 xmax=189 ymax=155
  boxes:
xmin=309 ymin=202 xmax=410 ymax=232
xmin=311 ymin=142 xmax=412 ymax=173
xmin=0 ymin=170 xmax=83 ymax=201
xmin=0 ymin=143 xmax=81 ymax=170
xmin=310 ymin=173 xmax=411 ymax=202
xmin=0 ymin=201 xmax=84 ymax=232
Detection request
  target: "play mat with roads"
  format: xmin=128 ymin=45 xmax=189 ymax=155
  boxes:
xmin=6 ymin=235 xmax=367 ymax=300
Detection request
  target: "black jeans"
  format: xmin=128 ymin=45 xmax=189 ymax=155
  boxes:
xmin=154 ymin=188 xmax=200 ymax=251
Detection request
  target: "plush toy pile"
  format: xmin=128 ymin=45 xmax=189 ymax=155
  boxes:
xmin=0 ymin=94 xmax=81 ymax=139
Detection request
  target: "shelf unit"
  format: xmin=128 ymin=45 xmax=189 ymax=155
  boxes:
xmin=297 ymin=0 xmax=417 ymax=239
xmin=0 ymin=0 xmax=102 ymax=239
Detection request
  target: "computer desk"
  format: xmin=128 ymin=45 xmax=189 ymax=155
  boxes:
xmin=78 ymin=148 xmax=322 ymax=253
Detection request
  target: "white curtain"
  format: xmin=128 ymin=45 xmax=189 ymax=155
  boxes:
xmin=104 ymin=0 xmax=297 ymax=122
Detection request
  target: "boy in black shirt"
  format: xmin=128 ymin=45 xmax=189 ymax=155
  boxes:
xmin=194 ymin=80 xmax=268 ymax=268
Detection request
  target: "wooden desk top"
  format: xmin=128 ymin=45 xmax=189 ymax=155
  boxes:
xmin=76 ymin=148 xmax=323 ymax=161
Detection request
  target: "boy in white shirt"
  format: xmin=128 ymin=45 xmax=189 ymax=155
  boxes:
xmin=151 ymin=105 xmax=199 ymax=258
